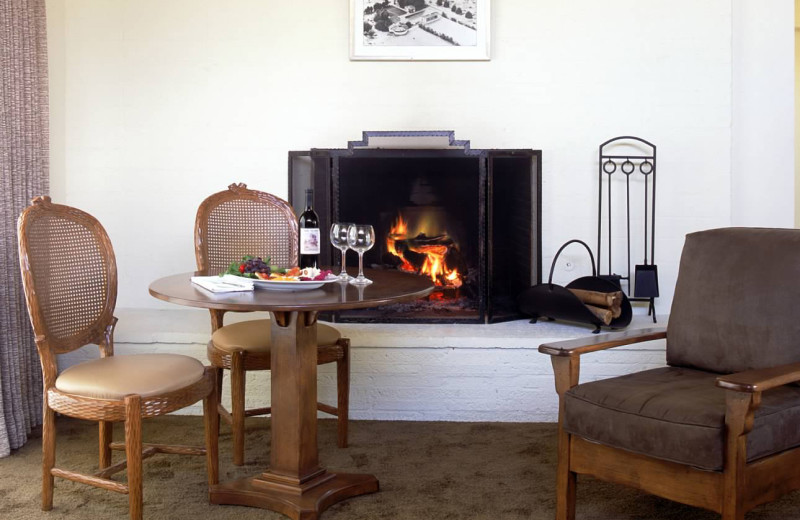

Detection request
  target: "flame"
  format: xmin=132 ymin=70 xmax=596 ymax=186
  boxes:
xmin=385 ymin=214 xmax=416 ymax=272
xmin=386 ymin=213 xmax=463 ymax=287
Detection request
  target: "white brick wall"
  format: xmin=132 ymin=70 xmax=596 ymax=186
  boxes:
xmin=59 ymin=309 xmax=666 ymax=422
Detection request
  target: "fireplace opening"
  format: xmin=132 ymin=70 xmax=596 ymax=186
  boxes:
xmin=336 ymin=154 xmax=481 ymax=318
xmin=289 ymin=131 xmax=541 ymax=323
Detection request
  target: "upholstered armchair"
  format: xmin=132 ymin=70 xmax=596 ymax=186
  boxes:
xmin=540 ymin=228 xmax=800 ymax=520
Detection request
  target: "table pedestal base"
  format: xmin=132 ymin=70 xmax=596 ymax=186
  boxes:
xmin=210 ymin=471 xmax=379 ymax=520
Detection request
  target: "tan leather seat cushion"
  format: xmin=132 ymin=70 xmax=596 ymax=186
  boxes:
xmin=55 ymin=354 xmax=205 ymax=400
xmin=211 ymin=319 xmax=342 ymax=353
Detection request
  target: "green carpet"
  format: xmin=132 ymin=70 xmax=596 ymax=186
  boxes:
xmin=1 ymin=416 xmax=799 ymax=519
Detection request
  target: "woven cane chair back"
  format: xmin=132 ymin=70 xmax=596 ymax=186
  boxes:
xmin=18 ymin=196 xmax=117 ymax=354
xmin=195 ymin=183 xmax=299 ymax=274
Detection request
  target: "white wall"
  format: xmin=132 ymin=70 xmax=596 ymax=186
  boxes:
xmin=795 ymin=0 xmax=800 ymax=228
xmin=46 ymin=1 xmax=795 ymax=421
xmin=50 ymin=0 xmax=742 ymax=312
xmin=732 ymin=0 xmax=795 ymax=228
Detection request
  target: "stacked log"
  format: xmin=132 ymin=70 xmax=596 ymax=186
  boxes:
xmin=567 ymin=288 xmax=623 ymax=325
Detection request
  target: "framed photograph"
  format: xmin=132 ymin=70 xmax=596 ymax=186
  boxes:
xmin=350 ymin=0 xmax=490 ymax=61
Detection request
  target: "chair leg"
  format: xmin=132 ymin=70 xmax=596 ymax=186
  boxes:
xmin=213 ymin=366 xmax=224 ymax=436
xmin=555 ymin=430 xmax=577 ymax=520
xmin=551 ymin=356 xmax=579 ymax=520
xmin=230 ymin=349 xmax=246 ymax=466
xmin=41 ymin=404 xmax=55 ymax=511
xmin=722 ymin=392 xmax=754 ymax=520
xmin=203 ymin=371 xmax=220 ymax=487
xmin=722 ymin=500 xmax=745 ymax=520
xmin=124 ymin=395 xmax=143 ymax=520
xmin=99 ymin=420 xmax=113 ymax=469
xmin=336 ymin=340 xmax=350 ymax=448
xmin=722 ymin=444 xmax=747 ymax=520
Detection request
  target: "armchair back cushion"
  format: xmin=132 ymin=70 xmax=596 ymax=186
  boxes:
xmin=667 ymin=227 xmax=800 ymax=373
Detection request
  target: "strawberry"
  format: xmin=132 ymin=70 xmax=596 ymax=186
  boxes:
xmin=239 ymin=264 xmax=245 ymax=273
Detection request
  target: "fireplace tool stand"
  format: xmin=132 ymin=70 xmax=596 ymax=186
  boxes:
xmin=597 ymin=136 xmax=658 ymax=322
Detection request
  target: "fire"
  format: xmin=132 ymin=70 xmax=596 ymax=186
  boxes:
xmin=385 ymin=214 xmax=416 ymax=272
xmin=386 ymin=213 xmax=463 ymax=287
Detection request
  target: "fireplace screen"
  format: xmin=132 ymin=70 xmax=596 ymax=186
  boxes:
xmin=289 ymin=131 xmax=541 ymax=323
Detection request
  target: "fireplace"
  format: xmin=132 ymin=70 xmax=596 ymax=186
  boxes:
xmin=289 ymin=131 xmax=541 ymax=323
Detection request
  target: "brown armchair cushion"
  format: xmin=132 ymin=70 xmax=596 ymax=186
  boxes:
xmin=667 ymin=227 xmax=800 ymax=373
xmin=211 ymin=319 xmax=342 ymax=353
xmin=563 ymin=367 xmax=800 ymax=471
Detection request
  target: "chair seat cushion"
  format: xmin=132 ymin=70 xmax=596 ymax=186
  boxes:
xmin=211 ymin=319 xmax=342 ymax=353
xmin=55 ymin=354 xmax=205 ymax=400
xmin=563 ymin=366 xmax=800 ymax=471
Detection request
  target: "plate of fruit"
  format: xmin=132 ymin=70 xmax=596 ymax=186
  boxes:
xmin=223 ymin=257 xmax=337 ymax=291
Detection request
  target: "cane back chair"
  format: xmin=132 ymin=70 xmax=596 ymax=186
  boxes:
xmin=195 ymin=183 xmax=350 ymax=465
xmin=17 ymin=196 xmax=219 ymax=520
xmin=540 ymin=228 xmax=800 ymax=520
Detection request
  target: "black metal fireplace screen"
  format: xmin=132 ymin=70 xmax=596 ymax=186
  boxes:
xmin=288 ymin=131 xmax=541 ymax=324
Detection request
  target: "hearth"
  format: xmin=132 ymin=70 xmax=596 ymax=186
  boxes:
xmin=289 ymin=131 xmax=541 ymax=323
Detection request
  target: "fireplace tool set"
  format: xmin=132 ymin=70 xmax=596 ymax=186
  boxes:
xmin=597 ymin=136 xmax=659 ymax=321
xmin=518 ymin=136 xmax=658 ymax=332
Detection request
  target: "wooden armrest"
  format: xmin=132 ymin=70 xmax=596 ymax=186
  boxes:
xmin=538 ymin=327 xmax=667 ymax=357
xmin=716 ymin=362 xmax=800 ymax=393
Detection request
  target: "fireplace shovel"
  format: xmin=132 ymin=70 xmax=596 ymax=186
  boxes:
xmin=633 ymin=263 xmax=659 ymax=298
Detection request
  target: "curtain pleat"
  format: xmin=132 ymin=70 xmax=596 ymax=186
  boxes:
xmin=0 ymin=0 xmax=49 ymax=457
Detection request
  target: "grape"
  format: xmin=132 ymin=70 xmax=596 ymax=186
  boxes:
xmin=245 ymin=257 xmax=270 ymax=276
xmin=228 ymin=256 xmax=272 ymax=277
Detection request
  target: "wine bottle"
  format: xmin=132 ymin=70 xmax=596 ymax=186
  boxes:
xmin=298 ymin=189 xmax=320 ymax=269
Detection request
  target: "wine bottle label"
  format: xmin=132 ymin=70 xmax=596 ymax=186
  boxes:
xmin=300 ymin=228 xmax=321 ymax=255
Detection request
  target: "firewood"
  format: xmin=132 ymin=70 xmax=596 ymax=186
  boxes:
xmin=585 ymin=304 xmax=613 ymax=325
xmin=610 ymin=300 xmax=622 ymax=318
xmin=568 ymin=288 xmax=621 ymax=308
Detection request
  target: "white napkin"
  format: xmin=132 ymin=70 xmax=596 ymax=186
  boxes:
xmin=191 ymin=274 xmax=255 ymax=293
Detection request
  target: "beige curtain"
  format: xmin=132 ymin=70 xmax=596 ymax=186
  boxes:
xmin=0 ymin=0 xmax=49 ymax=457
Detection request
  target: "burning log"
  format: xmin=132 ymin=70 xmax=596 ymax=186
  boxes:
xmin=403 ymin=233 xmax=453 ymax=247
xmin=386 ymin=225 xmax=464 ymax=287
xmin=381 ymin=252 xmax=405 ymax=268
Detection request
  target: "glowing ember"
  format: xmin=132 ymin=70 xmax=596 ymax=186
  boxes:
xmin=386 ymin=213 xmax=463 ymax=287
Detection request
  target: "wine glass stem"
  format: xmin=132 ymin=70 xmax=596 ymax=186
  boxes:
xmin=358 ymin=251 xmax=365 ymax=279
xmin=339 ymin=249 xmax=347 ymax=276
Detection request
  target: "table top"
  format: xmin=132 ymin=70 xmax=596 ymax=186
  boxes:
xmin=149 ymin=269 xmax=435 ymax=312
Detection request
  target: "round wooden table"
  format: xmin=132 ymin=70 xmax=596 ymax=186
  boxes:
xmin=149 ymin=269 xmax=434 ymax=520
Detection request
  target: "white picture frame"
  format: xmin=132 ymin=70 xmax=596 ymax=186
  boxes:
xmin=350 ymin=0 xmax=490 ymax=61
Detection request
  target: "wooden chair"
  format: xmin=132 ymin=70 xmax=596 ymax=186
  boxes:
xmin=540 ymin=228 xmax=800 ymax=520
xmin=17 ymin=196 xmax=219 ymax=520
xmin=195 ymin=183 xmax=350 ymax=466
